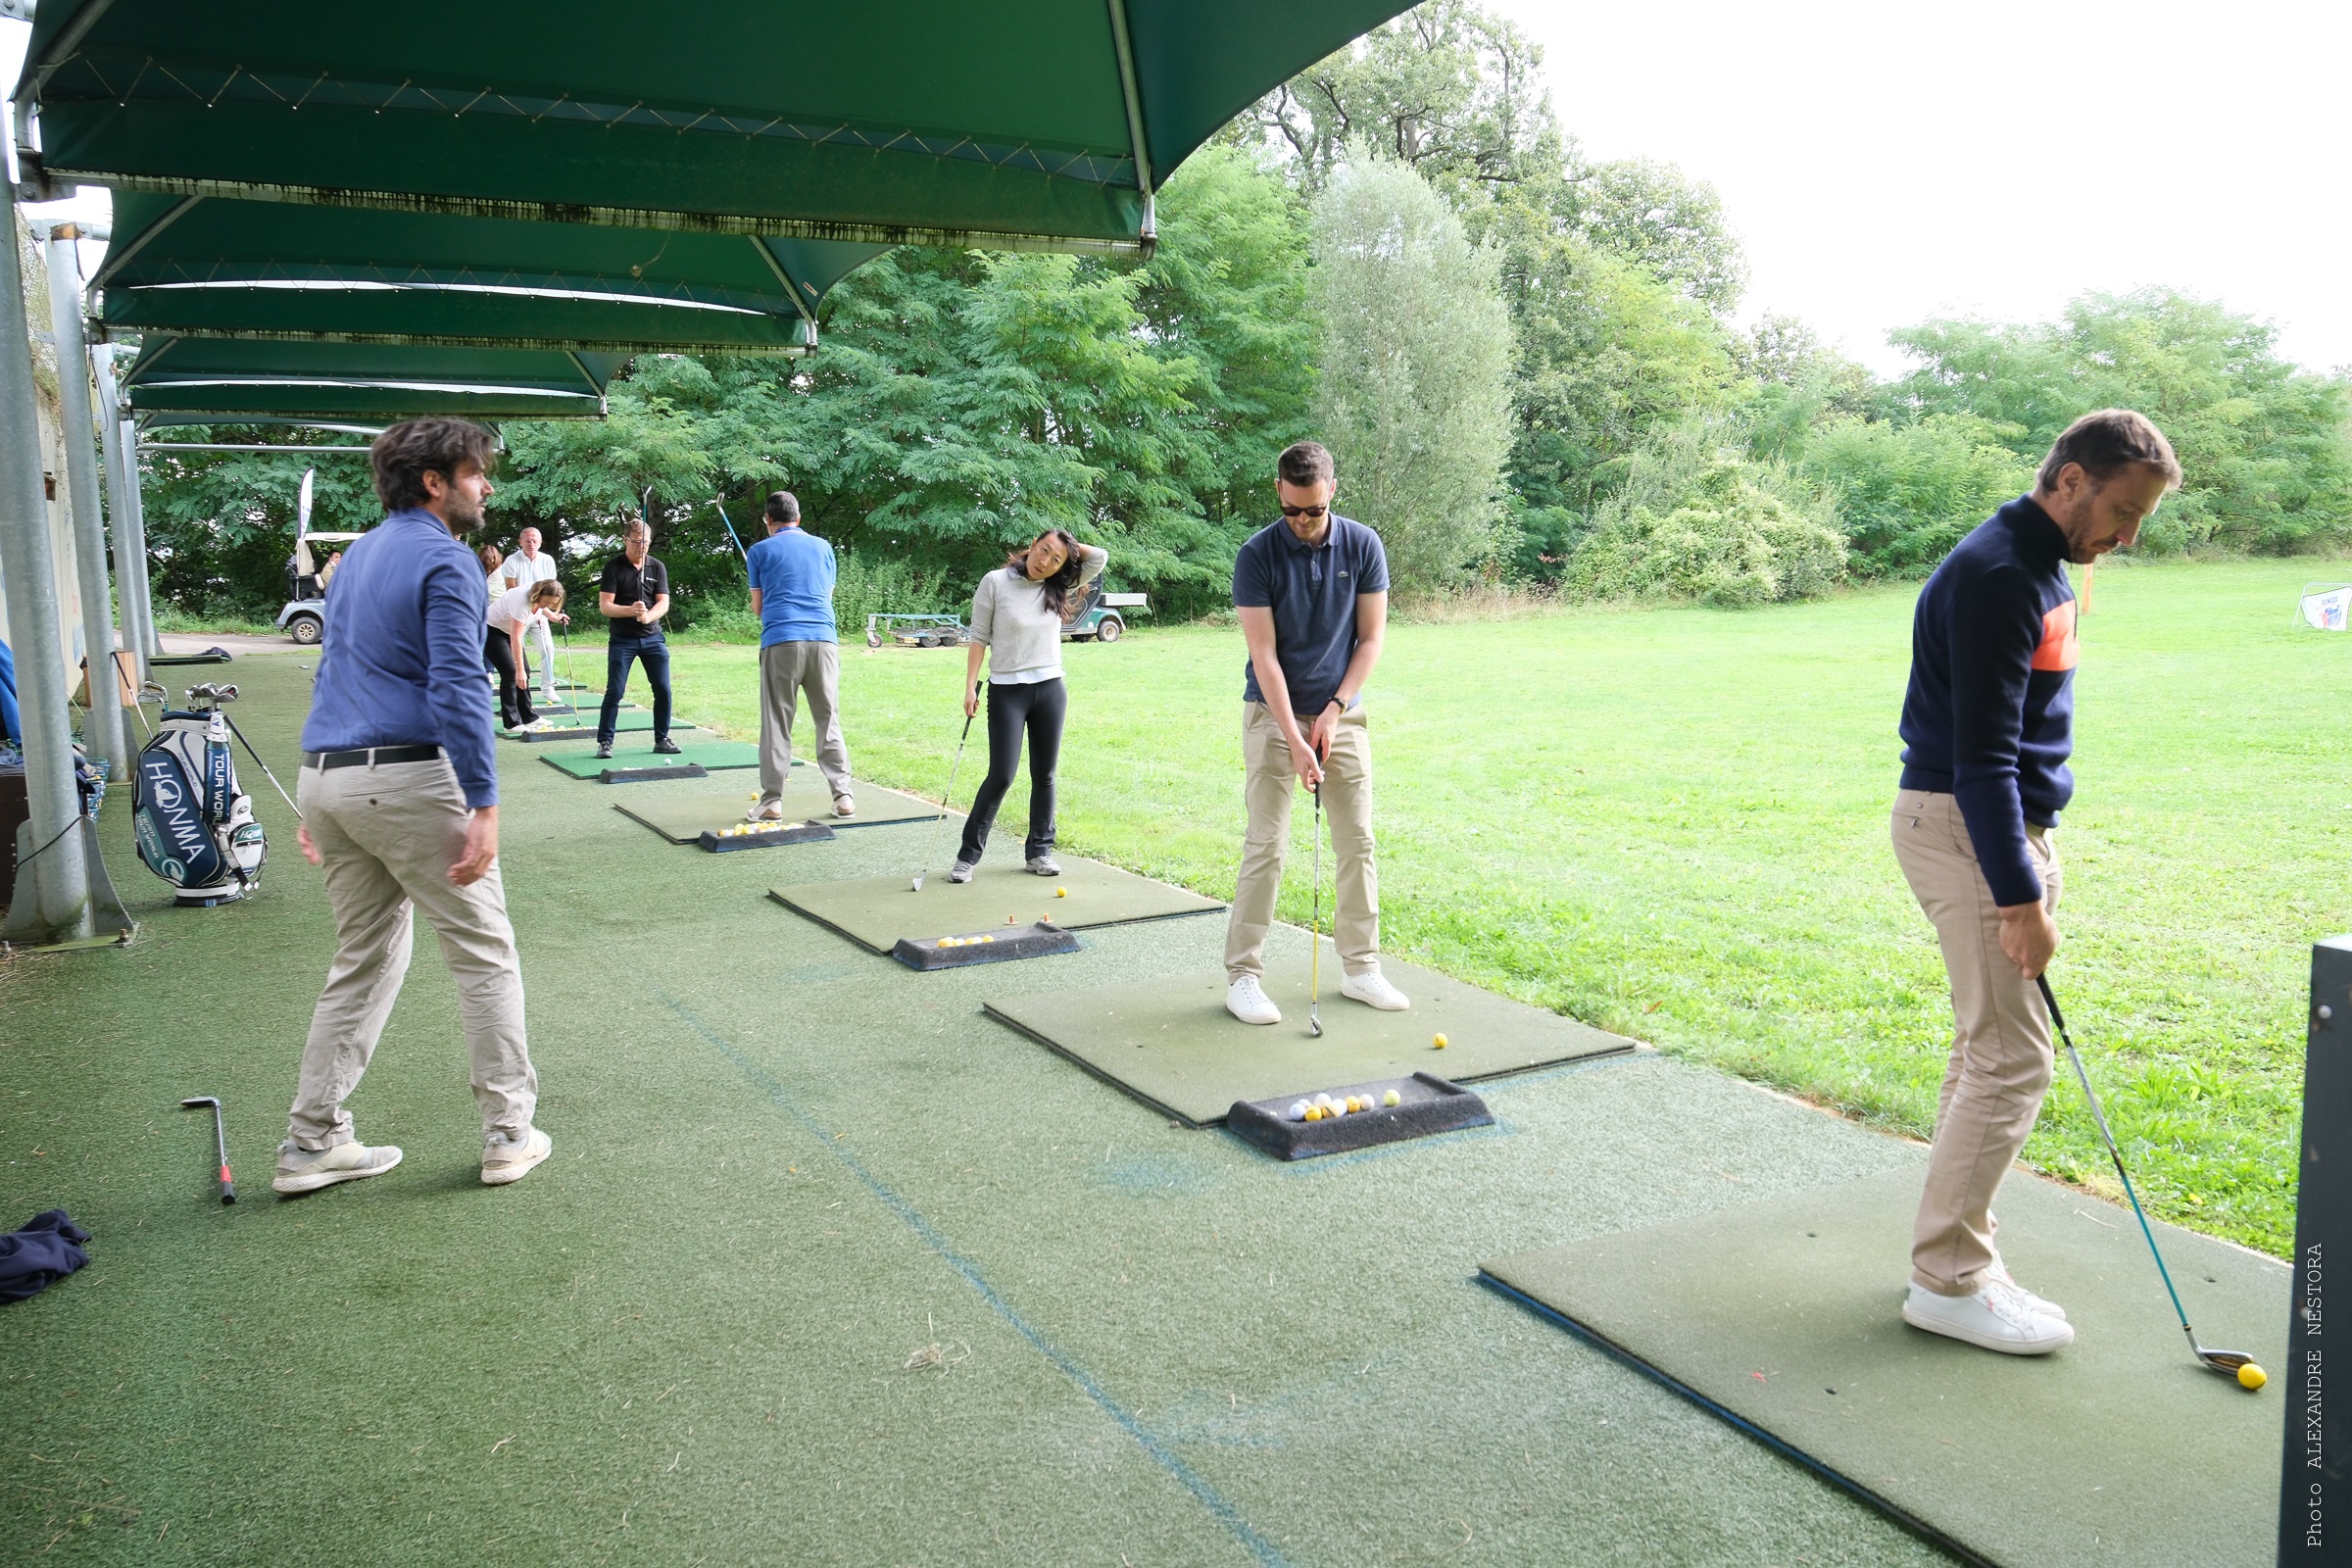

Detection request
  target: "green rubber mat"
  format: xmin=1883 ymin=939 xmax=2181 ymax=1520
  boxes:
xmin=1480 ymin=1166 xmax=2288 ymax=1568
xmin=982 ymin=947 xmax=1635 ymax=1126
xmin=768 ymin=858 xmax=1222 ymax=955
xmin=615 ymin=780 xmax=939 ymax=841
xmin=539 ymin=741 xmax=760 ymax=778
xmin=502 ymin=712 xmax=688 ymax=742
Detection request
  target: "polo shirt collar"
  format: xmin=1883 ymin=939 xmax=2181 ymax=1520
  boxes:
xmin=1277 ymin=516 xmax=1337 ymax=553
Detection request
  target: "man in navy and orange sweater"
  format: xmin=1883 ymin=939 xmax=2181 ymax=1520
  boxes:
xmin=1892 ymin=409 xmax=2180 ymax=1356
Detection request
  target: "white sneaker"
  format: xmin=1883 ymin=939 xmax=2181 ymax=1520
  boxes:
xmin=1340 ymin=966 xmax=1411 ymax=1011
xmin=271 ymin=1139 xmax=404 ymax=1196
xmin=832 ymin=794 xmax=856 ymax=819
xmin=481 ymin=1127 xmax=554 ymax=1187
xmin=747 ymin=801 xmax=785 ymax=823
xmin=1902 ymin=1280 xmax=2075 ymax=1355
xmin=1226 ymin=974 xmax=1281 ymax=1025
xmin=1985 ymin=1252 xmax=2067 ymax=1320
xmin=948 ymin=859 xmax=977 ymax=884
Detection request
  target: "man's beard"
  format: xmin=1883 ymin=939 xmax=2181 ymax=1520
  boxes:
xmin=445 ymin=495 xmax=486 ymax=532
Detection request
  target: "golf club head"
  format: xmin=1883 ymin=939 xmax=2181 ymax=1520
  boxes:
xmin=2196 ymin=1345 xmax=2260 ymax=1380
xmin=178 ymin=1096 xmax=219 ymax=1109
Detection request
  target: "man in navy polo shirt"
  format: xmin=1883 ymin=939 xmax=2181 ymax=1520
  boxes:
xmin=1892 ymin=408 xmax=2178 ymax=1355
xmin=1224 ymin=440 xmax=1408 ymax=1024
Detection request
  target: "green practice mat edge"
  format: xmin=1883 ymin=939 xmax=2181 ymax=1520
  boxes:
xmin=1477 ymin=1167 xmax=2288 ymax=1568
xmin=538 ymin=741 xmax=761 ymax=778
xmin=612 ymin=782 xmax=938 ymax=842
xmin=764 ymin=859 xmax=1223 ymax=956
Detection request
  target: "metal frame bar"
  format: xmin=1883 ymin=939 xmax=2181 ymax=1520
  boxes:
xmin=1103 ymin=0 xmax=1158 ymax=244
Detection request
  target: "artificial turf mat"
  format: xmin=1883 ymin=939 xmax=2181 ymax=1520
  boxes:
xmin=982 ymin=946 xmax=1635 ymax=1126
xmin=538 ymin=740 xmax=760 ymax=778
xmin=1480 ymin=1165 xmax=2290 ymax=1568
xmin=613 ymin=779 xmax=938 ymax=842
xmin=503 ymin=713 xmax=690 ymax=742
xmin=766 ymin=857 xmax=1223 ymax=955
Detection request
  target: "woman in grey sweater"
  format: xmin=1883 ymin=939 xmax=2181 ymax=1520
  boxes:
xmin=950 ymin=527 xmax=1107 ymax=881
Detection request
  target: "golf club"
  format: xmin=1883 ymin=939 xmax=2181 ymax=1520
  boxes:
xmin=911 ymin=706 xmax=977 ymax=892
xmin=1307 ymin=779 xmax=1323 ymax=1039
xmin=210 ymin=701 xmax=304 ymax=821
xmin=710 ymin=498 xmax=750 ymax=564
xmin=2037 ymin=973 xmax=2259 ymax=1385
xmin=179 ymin=1095 xmax=235 ymax=1203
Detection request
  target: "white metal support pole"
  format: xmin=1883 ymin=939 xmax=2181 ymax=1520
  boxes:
xmin=0 ymin=208 xmax=94 ymax=941
xmin=42 ymin=224 xmax=126 ymax=785
xmin=89 ymin=344 xmax=154 ymax=677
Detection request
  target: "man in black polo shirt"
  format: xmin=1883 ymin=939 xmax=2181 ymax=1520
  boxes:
xmin=1224 ymin=440 xmax=1407 ymax=1025
xmin=596 ymin=517 xmax=679 ymax=760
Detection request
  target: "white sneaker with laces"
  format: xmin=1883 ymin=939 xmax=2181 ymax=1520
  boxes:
xmin=1902 ymin=1279 xmax=2075 ymax=1354
xmin=948 ymin=859 xmax=977 ymax=884
xmin=1984 ymin=1252 xmax=2066 ymax=1320
xmin=1340 ymin=966 xmax=1411 ymax=1011
xmin=1226 ymin=974 xmax=1282 ymax=1025
xmin=271 ymin=1139 xmax=404 ymax=1196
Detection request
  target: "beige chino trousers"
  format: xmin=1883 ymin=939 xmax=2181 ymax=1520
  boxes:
xmin=1225 ymin=702 xmax=1379 ymax=980
xmin=289 ymin=758 xmax=536 ymax=1155
xmin=758 ymin=641 xmax=852 ymax=808
xmin=1891 ymin=788 xmax=2063 ymax=1297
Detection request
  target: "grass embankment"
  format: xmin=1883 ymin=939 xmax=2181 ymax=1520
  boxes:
xmin=653 ymin=559 xmax=2338 ymax=1255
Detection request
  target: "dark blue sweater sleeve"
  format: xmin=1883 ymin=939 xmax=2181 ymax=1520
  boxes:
xmin=1947 ymin=564 xmax=2042 ymax=906
xmin=422 ymin=556 xmax=499 ymax=808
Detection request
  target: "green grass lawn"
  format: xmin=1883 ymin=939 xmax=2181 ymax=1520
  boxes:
xmin=662 ymin=559 xmax=2347 ymax=1256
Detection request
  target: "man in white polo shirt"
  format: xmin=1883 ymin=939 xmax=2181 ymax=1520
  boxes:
xmin=500 ymin=525 xmax=564 ymax=706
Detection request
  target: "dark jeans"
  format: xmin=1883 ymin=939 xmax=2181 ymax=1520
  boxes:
xmin=958 ymin=676 xmax=1065 ymax=863
xmin=599 ymin=637 xmax=671 ymax=745
xmin=483 ymin=626 xmax=536 ymax=729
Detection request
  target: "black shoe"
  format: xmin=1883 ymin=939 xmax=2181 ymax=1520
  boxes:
xmin=653 ymin=737 xmax=683 ymax=756
xmin=595 ymin=743 xmax=612 ymax=760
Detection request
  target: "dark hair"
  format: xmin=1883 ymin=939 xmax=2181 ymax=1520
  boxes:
xmin=1005 ymin=528 xmax=1086 ymax=621
xmin=2037 ymin=410 xmax=2182 ymax=492
xmin=764 ymin=490 xmax=801 ymax=525
xmin=478 ymin=543 xmax=502 ymax=570
xmin=371 ymin=417 xmax=500 ymax=513
xmin=1277 ymin=440 xmax=1334 ymax=489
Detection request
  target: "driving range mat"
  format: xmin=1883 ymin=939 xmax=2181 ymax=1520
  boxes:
xmin=767 ymin=858 xmax=1221 ymax=956
xmin=614 ymin=780 xmax=938 ymax=843
xmin=981 ymin=948 xmax=1633 ymax=1126
xmin=540 ymin=741 xmax=760 ymax=779
xmin=1479 ymin=1166 xmax=2288 ymax=1568
xmin=504 ymin=713 xmax=689 ymax=743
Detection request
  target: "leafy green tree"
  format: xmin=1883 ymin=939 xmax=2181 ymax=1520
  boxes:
xmin=1311 ymin=155 xmax=1516 ymax=589
xmin=137 ymin=430 xmax=382 ymax=618
xmin=1799 ymin=415 xmax=2035 ymax=576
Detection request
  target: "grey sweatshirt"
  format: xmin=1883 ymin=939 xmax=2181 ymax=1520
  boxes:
xmin=967 ymin=543 xmax=1108 ymax=681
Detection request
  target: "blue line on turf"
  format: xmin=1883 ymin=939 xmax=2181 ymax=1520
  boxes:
xmin=662 ymin=990 xmax=1291 ymax=1568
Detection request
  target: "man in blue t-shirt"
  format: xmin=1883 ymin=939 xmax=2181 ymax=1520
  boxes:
xmin=1223 ymin=440 xmax=1406 ymax=1025
xmin=744 ymin=491 xmax=854 ymax=820
xmin=1890 ymin=409 xmax=2178 ymax=1357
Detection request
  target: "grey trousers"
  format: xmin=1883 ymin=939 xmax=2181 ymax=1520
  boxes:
xmin=759 ymin=640 xmax=853 ymax=807
xmin=287 ymin=757 xmax=537 ymax=1154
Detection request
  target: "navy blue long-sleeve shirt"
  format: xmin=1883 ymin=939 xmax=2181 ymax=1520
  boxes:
xmin=1897 ymin=496 xmax=2078 ymax=906
xmin=299 ymin=509 xmax=500 ymax=808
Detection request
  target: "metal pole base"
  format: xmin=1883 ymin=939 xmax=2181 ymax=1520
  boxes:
xmin=0 ymin=817 xmax=137 ymax=950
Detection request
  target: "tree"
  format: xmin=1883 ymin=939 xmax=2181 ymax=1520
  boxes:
xmin=1311 ymin=155 xmax=1516 ymax=589
xmin=1799 ymin=415 xmax=2034 ymax=577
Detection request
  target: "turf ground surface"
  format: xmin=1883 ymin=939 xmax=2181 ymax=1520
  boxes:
xmin=3 ymin=653 xmax=1969 ymax=1566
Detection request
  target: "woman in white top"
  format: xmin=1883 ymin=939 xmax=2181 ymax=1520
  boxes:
xmin=950 ymin=527 xmax=1107 ymax=881
xmin=486 ymin=579 xmax=565 ymax=732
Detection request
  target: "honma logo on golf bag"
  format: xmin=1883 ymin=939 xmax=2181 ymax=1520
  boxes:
xmin=134 ymin=732 xmax=227 ymax=889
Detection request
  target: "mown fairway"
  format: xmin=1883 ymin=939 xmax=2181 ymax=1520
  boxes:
xmin=665 ymin=559 xmax=2348 ymax=1254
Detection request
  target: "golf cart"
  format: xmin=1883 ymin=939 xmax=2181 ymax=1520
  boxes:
xmin=1065 ymin=584 xmax=1146 ymax=643
xmin=865 ymin=613 xmax=969 ymax=649
xmin=274 ymin=469 xmax=362 ymax=645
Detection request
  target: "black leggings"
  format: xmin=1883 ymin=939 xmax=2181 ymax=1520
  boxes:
xmin=483 ymin=625 xmax=536 ymax=729
xmin=958 ymin=677 xmax=1065 ymax=863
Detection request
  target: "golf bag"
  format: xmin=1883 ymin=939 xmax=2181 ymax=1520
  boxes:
xmin=133 ymin=704 xmax=266 ymax=906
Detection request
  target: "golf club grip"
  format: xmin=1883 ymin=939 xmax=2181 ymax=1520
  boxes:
xmin=219 ymin=1166 xmax=236 ymax=1203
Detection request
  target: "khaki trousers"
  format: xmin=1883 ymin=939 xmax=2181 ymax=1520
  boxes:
xmin=1891 ymin=788 xmax=2063 ymax=1296
xmin=288 ymin=758 xmax=537 ymax=1154
xmin=1225 ymin=702 xmax=1378 ymax=980
xmin=758 ymin=641 xmax=852 ymax=808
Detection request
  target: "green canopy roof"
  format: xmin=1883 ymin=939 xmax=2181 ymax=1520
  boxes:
xmin=93 ymin=194 xmax=886 ymax=354
xmin=16 ymin=0 xmax=1413 ymax=253
xmin=120 ymin=337 xmax=623 ymax=420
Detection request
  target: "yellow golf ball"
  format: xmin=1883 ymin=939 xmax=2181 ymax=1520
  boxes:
xmin=1433 ymin=1032 xmax=1448 ymax=1050
xmin=2240 ymin=1362 xmax=2268 ymax=1391
xmin=1305 ymin=1105 xmax=1322 ymax=1122
xmin=1384 ymin=1089 xmax=1401 ymax=1107
xmin=1055 ymin=887 xmax=1067 ymax=898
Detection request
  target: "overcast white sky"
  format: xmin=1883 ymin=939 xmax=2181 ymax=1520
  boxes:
xmin=10 ymin=4 xmax=2349 ymax=377
xmin=1494 ymin=0 xmax=2352 ymax=375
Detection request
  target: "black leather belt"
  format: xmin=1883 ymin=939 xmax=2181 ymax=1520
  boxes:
xmin=302 ymin=745 xmax=444 ymax=769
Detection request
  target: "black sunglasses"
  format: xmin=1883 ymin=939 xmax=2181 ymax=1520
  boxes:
xmin=1280 ymin=504 xmax=1328 ymax=519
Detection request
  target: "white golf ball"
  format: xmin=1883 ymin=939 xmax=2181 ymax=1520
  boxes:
xmin=1289 ymin=1101 xmax=1309 ymax=1122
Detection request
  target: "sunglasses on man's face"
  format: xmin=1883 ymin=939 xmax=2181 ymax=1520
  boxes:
xmin=1280 ymin=504 xmax=1329 ymax=519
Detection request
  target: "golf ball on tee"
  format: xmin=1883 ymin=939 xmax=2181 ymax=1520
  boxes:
xmin=1384 ymin=1089 xmax=1401 ymax=1107
xmin=2240 ymin=1362 xmax=2268 ymax=1390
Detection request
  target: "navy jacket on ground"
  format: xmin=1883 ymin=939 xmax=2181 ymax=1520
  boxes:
xmin=1898 ymin=496 xmax=2078 ymax=906
xmin=0 ymin=1209 xmax=89 ymax=1302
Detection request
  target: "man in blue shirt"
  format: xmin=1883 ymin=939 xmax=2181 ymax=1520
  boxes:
xmin=277 ymin=417 xmax=552 ymax=1196
xmin=1224 ymin=441 xmax=1407 ymax=1025
xmin=1891 ymin=409 xmax=2178 ymax=1355
xmin=744 ymin=490 xmax=854 ymax=820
